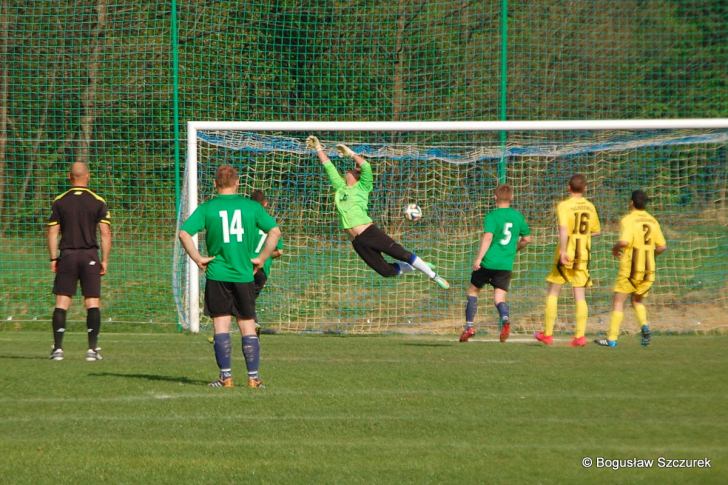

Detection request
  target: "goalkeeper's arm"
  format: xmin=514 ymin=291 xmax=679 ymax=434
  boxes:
xmin=308 ymin=135 xmax=345 ymax=190
xmin=306 ymin=136 xmax=330 ymax=165
xmin=337 ymin=143 xmax=367 ymax=167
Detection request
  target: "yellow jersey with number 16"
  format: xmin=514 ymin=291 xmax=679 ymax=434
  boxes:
xmin=553 ymin=196 xmax=601 ymax=271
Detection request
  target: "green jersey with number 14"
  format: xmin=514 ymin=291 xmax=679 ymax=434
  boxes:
xmin=181 ymin=194 xmax=278 ymax=283
xmin=482 ymin=207 xmax=530 ymax=271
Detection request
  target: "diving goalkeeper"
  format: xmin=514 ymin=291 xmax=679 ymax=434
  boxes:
xmin=306 ymin=135 xmax=449 ymax=289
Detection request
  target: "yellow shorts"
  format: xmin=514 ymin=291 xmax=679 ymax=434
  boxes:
xmin=614 ymin=276 xmax=653 ymax=296
xmin=546 ymin=264 xmax=592 ymax=288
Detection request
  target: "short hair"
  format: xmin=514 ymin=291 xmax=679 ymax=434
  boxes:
xmin=568 ymin=174 xmax=587 ymax=193
xmin=215 ymin=165 xmax=238 ymax=189
xmin=69 ymin=162 xmax=89 ymax=181
xmin=494 ymin=184 xmax=513 ymax=201
xmin=631 ymin=189 xmax=648 ymax=210
xmin=250 ymin=189 xmax=266 ymax=204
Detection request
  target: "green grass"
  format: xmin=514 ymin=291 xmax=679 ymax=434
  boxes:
xmin=1 ymin=332 xmax=727 ymax=484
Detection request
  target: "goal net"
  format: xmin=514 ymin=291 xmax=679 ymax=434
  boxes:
xmin=175 ymin=121 xmax=728 ymax=335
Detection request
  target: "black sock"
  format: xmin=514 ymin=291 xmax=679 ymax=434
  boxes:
xmin=86 ymin=308 xmax=101 ymax=350
xmin=52 ymin=308 xmax=67 ymax=350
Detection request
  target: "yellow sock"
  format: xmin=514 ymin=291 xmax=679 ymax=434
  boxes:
xmin=608 ymin=311 xmax=624 ymax=341
xmin=633 ymin=303 xmax=648 ymax=326
xmin=574 ymin=300 xmax=588 ymax=338
xmin=543 ymin=295 xmax=558 ymax=336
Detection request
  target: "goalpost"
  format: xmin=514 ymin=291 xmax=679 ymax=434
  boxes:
xmin=176 ymin=120 xmax=728 ymax=334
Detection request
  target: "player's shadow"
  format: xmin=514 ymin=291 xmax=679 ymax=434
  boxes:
xmin=88 ymin=371 xmax=209 ymax=386
xmin=0 ymin=354 xmax=49 ymax=361
xmin=400 ymin=342 xmax=453 ymax=348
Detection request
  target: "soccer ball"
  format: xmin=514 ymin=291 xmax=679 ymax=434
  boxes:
xmin=404 ymin=203 xmax=422 ymax=221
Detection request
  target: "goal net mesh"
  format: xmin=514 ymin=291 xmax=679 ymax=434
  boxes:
xmin=175 ymin=129 xmax=728 ymax=335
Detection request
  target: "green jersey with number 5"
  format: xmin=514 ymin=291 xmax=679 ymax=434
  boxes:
xmin=181 ymin=194 xmax=278 ymax=283
xmin=482 ymin=207 xmax=530 ymax=271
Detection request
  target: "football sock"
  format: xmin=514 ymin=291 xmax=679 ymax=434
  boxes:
xmin=52 ymin=308 xmax=67 ymax=350
xmin=86 ymin=307 xmax=101 ymax=350
xmin=465 ymin=296 xmax=477 ymax=328
xmin=574 ymin=300 xmax=588 ymax=338
xmin=633 ymin=302 xmax=648 ymax=326
xmin=213 ymin=333 xmax=232 ymax=376
xmin=496 ymin=302 xmax=510 ymax=323
xmin=608 ymin=310 xmax=624 ymax=341
xmin=408 ymin=255 xmax=436 ymax=279
xmin=242 ymin=335 xmax=260 ymax=379
xmin=543 ymin=295 xmax=558 ymax=336
xmin=394 ymin=261 xmax=414 ymax=275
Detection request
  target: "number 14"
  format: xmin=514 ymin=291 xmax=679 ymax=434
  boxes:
xmin=219 ymin=210 xmax=244 ymax=243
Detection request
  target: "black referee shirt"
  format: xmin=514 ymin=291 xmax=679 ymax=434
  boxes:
xmin=48 ymin=187 xmax=110 ymax=250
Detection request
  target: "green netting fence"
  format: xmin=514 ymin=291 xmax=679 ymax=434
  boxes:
xmin=1 ymin=1 xmax=726 ymax=333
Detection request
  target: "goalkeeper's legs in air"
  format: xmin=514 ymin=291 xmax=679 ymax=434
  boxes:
xmin=351 ymin=224 xmax=449 ymax=289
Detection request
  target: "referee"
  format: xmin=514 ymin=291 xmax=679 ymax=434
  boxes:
xmin=47 ymin=162 xmax=111 ymax=361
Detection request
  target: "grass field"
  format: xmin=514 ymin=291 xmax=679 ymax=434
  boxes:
xmin=1 ymin=331 xmax=726 ymax=484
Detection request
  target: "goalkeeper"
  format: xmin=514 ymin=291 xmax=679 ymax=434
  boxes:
xmin=306 ymin=135 xmax=449 ymax=289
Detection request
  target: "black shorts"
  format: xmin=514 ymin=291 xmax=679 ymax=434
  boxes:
xmin=53 ymin=249 xmax=101 ymax=297
xmin=253 ymin=270 xmax=268 ymax=298
xmin=471 ymin=267 xmax=512 ymax=291
xmin=351 ymin=224 xmax=413 ymax=277
xmin=204 ymin=279 xmax=256 ymax=319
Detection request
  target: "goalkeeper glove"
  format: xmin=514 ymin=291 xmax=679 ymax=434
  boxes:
xmin=306 ymin=135 xmax=323 ymax=151
xmin=336 ymin=144 xmax=356 ymax=158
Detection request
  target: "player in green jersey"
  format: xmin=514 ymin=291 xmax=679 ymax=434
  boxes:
xmin=179 ymin=165 xmax=281 ymax=389
xmin=306 ymin=135 xmax=449 ymax=289
xmin=460 ymin=184 xmax=532 ymax=343
xmin=250 ymin=190 xmax=284 ymax=336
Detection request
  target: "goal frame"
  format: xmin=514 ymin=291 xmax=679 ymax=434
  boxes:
xmin=183 ymin=118 xmax=728 ymax=333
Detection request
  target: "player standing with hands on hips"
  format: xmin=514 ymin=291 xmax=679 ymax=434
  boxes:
xmin=306 ymin=135 xmax=449 ymax=289
xmin=179 ymin=165 xmax=281 ymax=389
xmin=459 ymin=184 xmax=532 ymax=343
xmin=47 ymin=162 xmax=111 ymax=361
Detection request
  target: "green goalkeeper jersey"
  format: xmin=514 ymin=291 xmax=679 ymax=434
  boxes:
xmin=323 ymin=160 xmax=373 ymax=229
xmin=181 ymin=194 xmax=278 ymax=283
xmin=482 ymin=207 xmax=531 ymax=271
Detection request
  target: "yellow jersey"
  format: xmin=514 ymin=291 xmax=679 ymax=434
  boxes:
xmin=616 ymin=210 xmax=666 ymax=282
xmin=554 ymin=196 xmax=601 ymax=271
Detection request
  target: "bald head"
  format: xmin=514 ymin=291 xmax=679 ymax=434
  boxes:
xmin=69 ymin=162 xmax=90 ymax=186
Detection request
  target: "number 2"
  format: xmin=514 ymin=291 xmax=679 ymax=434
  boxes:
xmin=642 ymin=224 xmax=652 ymax=245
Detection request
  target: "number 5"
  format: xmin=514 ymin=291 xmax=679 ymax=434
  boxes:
xmin=500 ymin=223 xmax=513 ymax=245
